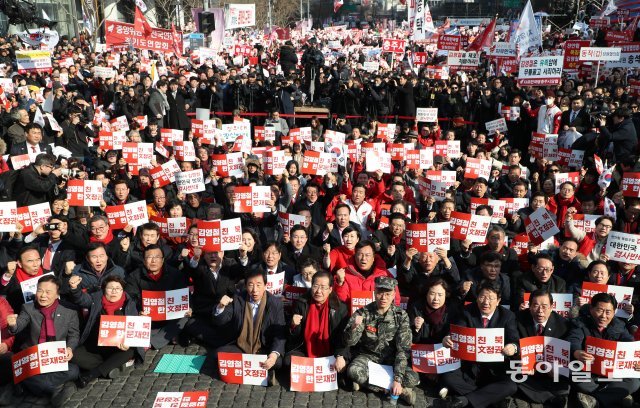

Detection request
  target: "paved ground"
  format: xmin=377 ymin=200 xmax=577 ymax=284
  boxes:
xmin=6 ymin=343 xmax=638 ymax=407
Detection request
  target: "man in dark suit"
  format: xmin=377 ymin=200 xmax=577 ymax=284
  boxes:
xmin=183 ymin=249 xmax=237 ymax=348
xmin=566 ymin=293 xmax=640 ymax=407
xmin=280 ymin=225 xmax=323 ymax=270
xmin=7 ymin=275 xmax=79 ymax=407
xmin=515 ymin=290 xmax=569 ymax=407
xmin=214 ymin=268 xmax=286 ymax=385
xmin=514 ymin=253 xmax=567 ymax=308
xmin=166 ymin=79 xmax=191 ymax=135
xmin=441 ymin=281 xmax=519 ymax=408
xmin=9 ymin=123 xmax=52 ymax=157
xmin=559 ymin=96 xmax=592 ymax=147
xmin=246 ymin=241 xmax=296 ymax=285
xmin=23 ymin=215 xmax=77 ymax=275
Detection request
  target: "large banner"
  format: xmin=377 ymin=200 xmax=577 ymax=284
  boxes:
xmin=226 ymin=4 xmax=256 ymax=29
xmin=105 ymin=20 xmax=183 ymax=54
xmin=15 ymin=50 xmax=52 ymax=74
xmin=517 ymin=56 xmax=564 ymax=86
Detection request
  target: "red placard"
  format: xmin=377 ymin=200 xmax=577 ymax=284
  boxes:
xmin=16 ymin=202 xmax=51 ymax=234
xmin=622 ymin=172 xmax=640 ymax=197
xmin=563 ymin=40 xmax=591 ymax=70
xmin=197 ymin=218 xmax=242 ymax=251
xmin=142 ymin=288 xmax=190 ymax=321
xmin=217 ymin=352 xmax=268 ymax=386
xmin=211 ymin=153 xmax=244 ymax=177
xmin=66 ymin=180 xmax=103 ymax=207
xmin=449 ymin=324 xmax=505 ymax=362
xmin=105 ymin=20 xmax=183 ymax=54
xmin=437 ymin=34 xmax=461 ymax=51
xmin=606 ymin=31 xmax=633 ymax=43
xmin=234 ymin=44 xmax=253 ymax=57
xmin=382 ymin=38 xmax=406 ymax=53
xmin=160 ymin=128 xmax=183 ymax=146
xmin=152 ymin=391 xmax=209 ymax=407
xmin=585 ymin=336 xmax=617 ymax=377
xmin=350 ymin=290 xmax=375 ymax=314
xmin=464 ymin=158 xmax=492 ymax=180
xmin=12 ymin=341 xmax=68 ymax=384
xmin=282 ymin=285 xmax=308 ymax=311
xmin=290 ymin=356 xmax=338 ymax=392
xmin=405 ymin=223 xmax=428 ymax=251
xmin=414 ymin=52 xmax=428 ymax=65
xmin=449 ymin=211 xmax=492 ymax=243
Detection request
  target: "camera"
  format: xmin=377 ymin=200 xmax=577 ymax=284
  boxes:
xmin=59 ymin=168 xmax=80 ymax=179
xmin=44 ymin=223 xmax=58 ymax=231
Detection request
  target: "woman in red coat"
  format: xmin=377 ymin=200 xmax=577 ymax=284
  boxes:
xmin=546 ymin=181 xmax=582 ymax=228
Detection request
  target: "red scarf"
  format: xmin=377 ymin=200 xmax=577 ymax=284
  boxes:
xmin=304 ymin=301 xmax=331 ymax=358
xmin=391 ymin=235 xmax=402 ymax=245
xmin=37 ymin=299 xmax=59 ymax=343
xmin=147 ymin=268 xmax=163 ymax=282
xmin=424 ymin=304 xmax=447 ymax=338
xmin=90 ymin=228 xmax=114 ymax=244
xmin=15 ymin=266 xmax=43 ymax=283
xmin=102 ymin=293 xmax=127 ymax=315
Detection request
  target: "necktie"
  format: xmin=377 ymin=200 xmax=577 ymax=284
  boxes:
xmin=31 ymin=146 xmax=37 ymax=153
xmin=482 ymin=317 xmax=489 ymax=328
xmin=294 ymin=251 xmax=301 ymax=259
xmin=570 ymin=111 xmax=575 ymax=123
xmin=43 ymin=244 xmax=53 ymax=271
xmin=537 ymin=324 xmax=544 ymax=335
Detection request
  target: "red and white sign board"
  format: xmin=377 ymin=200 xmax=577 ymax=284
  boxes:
xmin=283 ymin=285 xmax=308 ymax=311
xmin=580 ymin=281 xmax=633 ymax=319
xmin=382 ymin=38 xmax=406 ymax=53
xmin=277 ymin=212 xmax=308 ymax=235
xmin=173 ymin=141 xmax=196 ymax=162
xmin=606 ymin=231 xmax=640 ymax=265
xmin=405 ymin=222 xmax=450 ymax=252
xmin=160 ymin=129 xmax=183 ymax=146
xmin=234 ymin=186 xmax=271 ymax=213
xmin=365 ymin=151 xmax=392 ymax=173
xmin=264 ymin=150 xmax=286 ymax=175
xmin=105 ymin=20 xmax=183 ymax=54
xmin=211 ymin=153 xmax=244 ymax=178
xmin=97 ymin=315 xmax=152 ymax=348
xmin=519 ymin=336 xmax=570 ymax=377
xmin=450 ymin=212 xmax=492 ymax=242
xmin=302 ymin=151 xmax=333 ymax=176
xmin=434 ymin=140 xmax=461 ymax=158
xmin=500 ymin=106 xmax=520 ymax=121
xmin=485 ymin=118 xmax=508 ymax=135
xmin=585 ymin=337 xmax=640 ymax=378
xmin=464 ymin=158 xmax=492 ymax=179
xmin=563 ymin=40 xmax=591 ymax=70
xmin=350 ymin=290 xmax=375 ymax=314
xmin=622 ymin=172 xmax=640 ymax=197
xmin=290 ymin=356 xmax=338 ymax=392
xmin=175 ymin=169 xmax=205 ymax=194
xmin=416 ymin=107 xmax=438 ymax=122
xmin=197 ymin=218 xmax=242 ymax=251
xmin=411 ymin=343 xmax=460 ymax=374
xmin=0 ymin=201 xmax=17 ymax=232
xmin=109 ymin=116 xmax=129 ymax=132
xmin=67 ymin=180 xmax=103 ymax=207
xmin=570 ymin=214 xmax=599 ymax=235
xmin=266 ymin=272 xmax=285 ymax=296
xmin=149 ymin=160 xmax=181 ymax=187
xmin=579 ymin=47 xmax=621 ymax=61
xmin=105 ymin=201 xmax=149 ymax=229
xmin=437 ymin=34 xmax=461 ymax=51
xmin=405 ymin=149 xmax=433 ymax=170
xmin=517 ymin=56 xmax=564 ymax=86
xmin=142 ymin=288 xmax=190 ymax=321
xmin=470 ymin=198 xmax=506 ymax=222
xmin=9 ymin=154 xmax=37 ymax=170
xmin=17 ymin=202 xmax=51 ymax=234
xmin=450 ymin=324 xmax=505 ymax=362
xmin=447 ymin=51 xmax=480 ymax=70
xmin=150 ymin=216 xmax=191 ymax=238
xmin=122 ymin=142 xmax=154 ymax=166
xmin=503 ymin=198 xmax=529 ymax=216
xmin=218 ymin=352 xmax=268 ymax=386
xmin=152 ymin=391 xmax=209 ymax=408
xmin=524 ymin=208 xmax=560 ymax=245
xmin=554 ymin=172 xmax=580 ymax=193
xmin=12 ymin=341 xmax=68 ymax=384
xmin=98 ymin=130 xmax=127 ymax=150
xmin=522 ymin=292 xmax=573 ymax=318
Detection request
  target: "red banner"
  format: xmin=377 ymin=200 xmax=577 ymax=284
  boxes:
xmin=563 ymin=40 xmax=591 ymax=70
xmin=197 ymin=218 xmax=242 ymax=251
xmin=105 ymin=20 xmax=183 ymax=54
xmin=622 ymin=172 xmax=640 ymax=197
xmin=437 ymin=34 xmax=461 ymax=51
xmin=382 ymin=38 xmax=406 ymax=53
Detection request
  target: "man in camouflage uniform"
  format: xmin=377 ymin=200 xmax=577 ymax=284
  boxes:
xmin=344 ymin=276 xmax=418 ymax=405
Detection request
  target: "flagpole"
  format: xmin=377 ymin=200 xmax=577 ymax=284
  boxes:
xmin=594 ymin=60 xmax=600 ymax=88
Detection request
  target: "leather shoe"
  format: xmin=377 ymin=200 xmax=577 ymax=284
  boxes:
xmin=77 ymin=374 xmax=94 ymax=389
xmin=448 ymin=396 xmax=469 ymax=408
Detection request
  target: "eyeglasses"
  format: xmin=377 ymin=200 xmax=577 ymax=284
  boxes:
xmin=477 ymin=295 xmax=498 ymax=302
xmin=597 ymin=224 xmax=613 ymax=229
xmin=90 ymin=225 xmax=107 ymax=232
xmin=536 ymin=267 xmax=553 ymax=273
xmin=311 ymin=285 xmax=331 ymax=292
xmin=105 ymin=287 xmax=123 ymax=293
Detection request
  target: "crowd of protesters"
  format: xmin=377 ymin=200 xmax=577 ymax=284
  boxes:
xmin=0 ymin=11 xmax=637 ymax=408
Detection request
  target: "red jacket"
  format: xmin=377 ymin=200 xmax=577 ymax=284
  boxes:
xmin=0 ymin=297 xmax=15 ymax=351
xmin=334 ymin=264 xmax=400 ymax=306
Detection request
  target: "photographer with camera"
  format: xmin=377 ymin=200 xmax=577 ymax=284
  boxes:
xmin=301 ymin=38 xmax=324 ymax=103
xmin=58 ymin=106 xmax=95 ymax=165
xmin=13 ymin=153 xmax=61 ymax=206
xmin=596 ymin=107 xmax=638 ymax=163
xmin=23 ymin=215 xmax=77 ymax=275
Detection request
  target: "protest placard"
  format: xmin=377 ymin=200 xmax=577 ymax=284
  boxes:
xmin=97 ymin=315 xmax=152 ymax=348
xmin=0 ymin=201 xmax=17 ymax=232
xmin=485 ymin=118 xmax=508 ymax=135
xmin=175 ymin=169 xmax=205 ymax=194
xmin=524 ymin=208 xmax=560 ymax=245
xmin=290 ymin=356 xmax=338 ymax=392
xmin=606 ymin=231 xmax=640 ymax=265
xmin=450 ymin=212 xmax=491 ymax=242
xmin=350 ymin=290 xmax=375 ymax=314
xmin=211 ymin=153 xmax=244 ymax=177
xmin=105 ymin=201 xmax=149 ymax=229
xmin=470 ymin=198 xmax=506 ymax=222
xmin=519 ymin=336 xmax=570 ymax=377
xmin=20 ymin=272 xmax=54 ymax=304
xmin=522 ymin=293 xmax=573 ymax=317
xmin=217 ymin=352 xmax=268 ymax=386
xmin=12 ymin=341 xmax=67 ymax=384
xmin=149 ymin=159 xmax=181 ymax=187
xmin=410 ymin=343 xmax=461 ymax=374
xmin=152 ymin=391 xmax=209 ymax=408
xmin=234 ymin=186 xmax=271 ymax=213
xmin=450 ymin=325 xmax=505 ymax=362
xmin=142 ymin=288 xmax=190 ymax=321
xmin=405 ymin=222 xmax=450 ymax=252
xmin=580 ymin=281 xmax=633 ymax=318
xmin=98 ymin=130 xmax=127 ymax=150
xmin=263 ymin=150 xmax=286 ymax=175
xmin=277 ymin=212 xmax=308 ymax=235
xmin=197 ymin=218 xmax=242 ymax=251
xmin=585 ymin=337 xmax=640 ymax=378
xmin=66 ymin=180 xmax=103 ymax=207
xmin=265 ymin=272 xmax=285 ymax=296
xmin=464 ymin=158 xmax=492 ymax=179
xmin=517 ymin=56 xmax=564 ymax=86
xmin=173 ymin=141 xmax=196 ymax=161
xmin=16 ymin=202 xmax=51 ymax=234
xmin=416 ymin=108 xmax=439 ymax=122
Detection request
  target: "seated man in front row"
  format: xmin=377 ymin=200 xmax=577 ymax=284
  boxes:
xmin=214 ymin=269 xmax=286 ymax=385
xmin=567 ymin=292 xmax=640 ymax=408
xmin=343 ymin=276 xmax=419 ymax=406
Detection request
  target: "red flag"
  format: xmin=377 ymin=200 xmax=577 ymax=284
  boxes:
xmin=626 ymin=16 xmax=638 ymax=33
xmin=467 ymin=18 xmax=497 ymax=51
xmin=135 ymin=6 xmax=153 ymax=37
xmin=334 ymin=0 xmax=343 ymax=13
xmin=171 ymin=24 xmax=181 ymax=56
